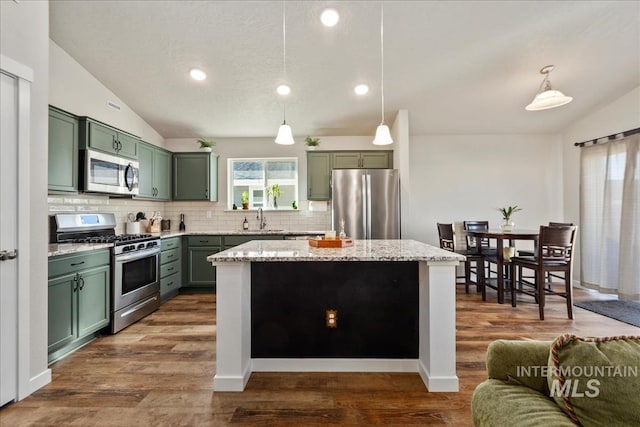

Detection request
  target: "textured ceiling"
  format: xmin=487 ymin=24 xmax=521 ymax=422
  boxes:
xmin=50 ymin=1 xmax=640 ymax=139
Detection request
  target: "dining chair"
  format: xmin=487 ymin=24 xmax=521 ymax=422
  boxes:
xmin=509 ymin=225 xmax=577 ymax=320
xmin=463 ymin=220 xmax=498 ymax=285
xmin=437 ymin=223 xmax=485 ymax=297
xmin=516 ymin=221 xmax=574 ymax=286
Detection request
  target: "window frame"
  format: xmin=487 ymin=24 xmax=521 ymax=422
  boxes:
xmin=227 ymin=157 xmax=299 ymax=210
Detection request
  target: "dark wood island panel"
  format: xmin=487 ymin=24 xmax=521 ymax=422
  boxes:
xmin=251 ymin=261 xmax=419 ymax=358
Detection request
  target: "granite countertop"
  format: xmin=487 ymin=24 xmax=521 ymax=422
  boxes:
xmin=208 ymin=239 xmax=466 ymax=263
xmin=157 ymin=230 xmax=325 ymax=239
xmin=48 ymin=230 xmax=326 ymax=257
xmin=48 ymin=242 xmax=113 ymax=257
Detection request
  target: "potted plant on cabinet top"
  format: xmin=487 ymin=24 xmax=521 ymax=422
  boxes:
xmin=241 ymin=191 xmax=249 ymax=210
xmin=197 ymin=138 xmax=216 ymax=152
xmin=268 ymin=184 xmax=281 ymax=208
xmin=305 ymin=136 xmax=320 ymax=150
xmin=498 ymin=205 xmax=522 ymax=232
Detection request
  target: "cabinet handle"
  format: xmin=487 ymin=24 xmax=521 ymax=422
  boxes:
xmin=73 ymin=275 xmax=79 ymax=292
xmin=167 ymin=254 xmax=174 ymax=258
xmin=167 ymin=267 xmax=174 ymax=272
xmin=70 ymin=261 xmax=85 ymax=266
xmin=79 ymin=276 xmax=85 ymax=290
xmin=117 ymin=140 xmax=122 ymax=151
xmin=205 ymin=189 xmax=208 ymax=198
xmin=112 ymin=137 xmax=117 ymax=150
xmin=199 ymin=240 xmax=208 ymax=243
xmin=167 ymin=281 xmax=173 ymax=286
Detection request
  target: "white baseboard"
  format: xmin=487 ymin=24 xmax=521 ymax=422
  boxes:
xmin=28 ymin=368 xmax=51 ymax=394
xmin=252 ymin=358 xmax=418 ymax=372
xmin=418 ymin=360 xmax=459 ymax=392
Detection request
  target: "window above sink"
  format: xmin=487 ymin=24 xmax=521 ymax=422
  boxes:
xmin=228 ymin=157 xmax=298 ymax=210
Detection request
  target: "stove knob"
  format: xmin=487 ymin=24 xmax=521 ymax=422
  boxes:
xmin=122 ymin=245 xmax=132 ymax=252
xmin=138 ymin=243 xmax=145 ymax=250
xmin=146 ymin=241 xmax=157 ymax=248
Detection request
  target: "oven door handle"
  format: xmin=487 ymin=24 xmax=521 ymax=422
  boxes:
xmin=115 ymin=247 xmax=160 ymax=263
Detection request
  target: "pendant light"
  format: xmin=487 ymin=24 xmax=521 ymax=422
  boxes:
xmin=525 ymin=65 xmax=573 ymax=111
xmin=275 ymin=1 xmax=294 ymax=145
xmin=373 ymin=2 xmax=393 ymax=145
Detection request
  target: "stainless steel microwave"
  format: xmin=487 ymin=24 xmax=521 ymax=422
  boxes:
xmin=82 ymin=149 xmax=139 ymax=195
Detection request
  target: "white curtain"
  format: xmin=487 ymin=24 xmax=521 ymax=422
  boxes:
xmin=580 ymin=134 xmax=640 ymax=301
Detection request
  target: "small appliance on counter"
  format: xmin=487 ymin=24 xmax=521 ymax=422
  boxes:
xmin=179 ymin=213 xmax=186 ymax=231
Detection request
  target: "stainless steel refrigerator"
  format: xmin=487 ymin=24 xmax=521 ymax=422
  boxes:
xmin=331 ymin=169 xmax=400 ymax=239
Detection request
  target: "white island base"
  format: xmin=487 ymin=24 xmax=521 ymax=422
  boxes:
xmin=209 ymin=239 xmax=464 ymax=392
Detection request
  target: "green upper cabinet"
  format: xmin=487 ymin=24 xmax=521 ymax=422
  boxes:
xmin=48 ymin=106 xmax=79 ymax=193
xmin=332 ymin=152 xmax=361 ymax=169
xmin=307 ymin=152 xmax=332 ymax=201
xmin=332 ymin=151 xmax=392 ymax=169
xmin=307 ymin=150 xmax=393 ymax=201
xmin=173 ymin=152 xmax=218 ymax=201
xmin=79 ymin=118 xmax=138 ymax=160
xmin=137 ymin=141 xmax=171 ymax=200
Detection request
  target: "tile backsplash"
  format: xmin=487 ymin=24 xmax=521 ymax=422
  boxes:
xmin=48 ymin=194 xmax=330 ymax=235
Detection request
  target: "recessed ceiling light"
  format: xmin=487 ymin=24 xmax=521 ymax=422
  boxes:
xmin=354 ymin=84 xmax=369 ymax=95
xmin=189 ymin=68 xmax=206 ymax=81
xmin=277 ymin=84 xmax=291 ymax=96
xmin=321 ymin=8 xmax=340 ymax=27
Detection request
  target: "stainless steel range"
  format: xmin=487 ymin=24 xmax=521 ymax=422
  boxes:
xmin=50 ymin=213 xmax=161 ymax=333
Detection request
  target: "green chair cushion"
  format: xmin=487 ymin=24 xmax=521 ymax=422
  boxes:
xmin=547 ymin=334 xmax=640 ymax=427
xmin=472 ymin=379 xmax=577 ymax=427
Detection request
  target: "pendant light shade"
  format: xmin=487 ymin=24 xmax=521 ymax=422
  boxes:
xmin=373 ymin=3 xmax=393 ymax=145
xmin=275 ymin=122 xmax=294 ymax=145
xmin=525 ymin=65 xmax=573 ymax=111
xmin=373 ymin=124 xmax=393 ymax=146
xmin=275 ymin=1 xmax=295 ymax=145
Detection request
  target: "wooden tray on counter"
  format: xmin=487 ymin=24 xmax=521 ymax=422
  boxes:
xmin=308 ymin=237 xmax=354 ymax=248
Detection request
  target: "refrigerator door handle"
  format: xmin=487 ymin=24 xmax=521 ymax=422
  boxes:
xmin=365 ymin=173 xmax=372 ymax=239
xmin=361 ymin=173 xmax=368 ymax=239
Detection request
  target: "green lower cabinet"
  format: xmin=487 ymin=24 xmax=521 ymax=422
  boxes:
xmin=160 ymin=272 xmax=182 ymax=298
xmin=47 ymin=273 xmax=77 ymax=354
xmin=77 ymin=266 xmax=110 ymax=337
xmin=48 ymin=251 xmax=110 ymax=364
xmin=160 ymin=237 xmax=182 ymax=301
xmin=187 ymin=246 xmax=220 ymax=290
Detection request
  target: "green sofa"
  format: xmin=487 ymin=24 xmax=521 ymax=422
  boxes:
xmin=472 ymin=336 xmax=640 ymax=427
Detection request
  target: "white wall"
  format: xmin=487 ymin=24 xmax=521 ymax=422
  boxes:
xmin=407 ymin=134 xmax=563 ymax=249
xmin=49 ymin=40 xmax=164 ymax=146
xmin=561 ymin=85 xmax=640 ymax=280
xmin=0 ymin=0 xmax=50 ymax=393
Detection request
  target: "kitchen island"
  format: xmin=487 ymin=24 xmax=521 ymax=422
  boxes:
xmin=207 ymin=239 xmax=465 ymax=392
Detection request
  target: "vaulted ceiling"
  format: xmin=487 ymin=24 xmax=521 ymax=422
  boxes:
xmin=50 ymin=1 xmax=640 ymax=139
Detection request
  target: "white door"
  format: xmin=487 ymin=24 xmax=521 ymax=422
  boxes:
xmin=0 ymin=70 xmax=19 ymax=406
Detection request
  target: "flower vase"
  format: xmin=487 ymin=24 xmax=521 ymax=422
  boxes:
xmin=273 ymin=198 xmax=278 ymax=209
xmin=501 ymin=220 xmax=515 ymax=232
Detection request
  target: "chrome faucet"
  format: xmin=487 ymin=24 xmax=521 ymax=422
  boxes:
xmin=257 ymin=208 xmax=267 ymax=230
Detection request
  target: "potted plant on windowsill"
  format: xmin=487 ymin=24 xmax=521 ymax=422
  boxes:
xmin=197 ymin=138 xmax=216 ymax=152
xmin=498 ymin=205 xmax=522 ymax=232
xmin=241 ymin=191 xmax=249 ymax=210
xmin=268 ymin=184 xmax=281 ymax=209
xmin=304 ymin=136 xmax=320 ymax=151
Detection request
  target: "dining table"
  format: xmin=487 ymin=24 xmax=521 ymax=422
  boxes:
xmin=465 ymin=228 xmax=539 ymax=304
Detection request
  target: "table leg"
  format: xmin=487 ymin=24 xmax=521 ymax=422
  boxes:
xmin=496 ymin=237 xmax=504 ymax=304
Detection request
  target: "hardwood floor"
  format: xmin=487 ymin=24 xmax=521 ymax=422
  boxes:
xmin=2 ymin=287 xmax=638 ymax=426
